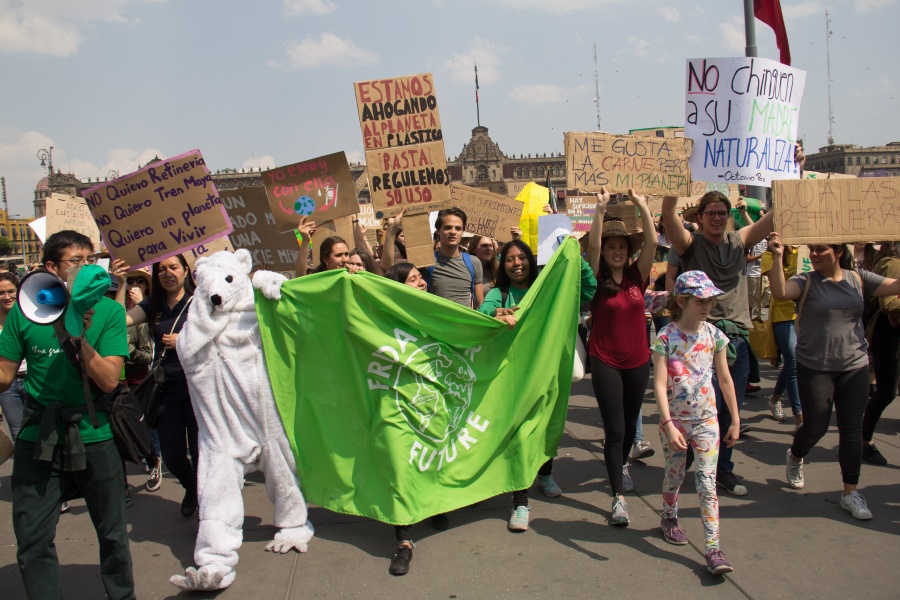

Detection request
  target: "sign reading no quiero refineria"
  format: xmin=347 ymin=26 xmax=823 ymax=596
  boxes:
xmin=355 ymin=73 xmax=451 ymax=218
xmin=685 ymin=57 xmax=807 ymax=187
xmin=81 ymin=150 xmax=233 ymax=269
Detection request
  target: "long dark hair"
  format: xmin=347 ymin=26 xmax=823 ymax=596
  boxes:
xmin=313 ymin=236 xmax=348 ymax=273
xmin=149 ymin=253 xmax=195 ymax=328
xmin=350 ymin=248 xmax=377 ymax=272
xmin=876 ymin=242 xmax=900 ymax=262
xmin=384 ymin=262 xmax=416 ymax=284
xmin=467 ymin=235 xmax=498 ymax=286
xmin=830 ymin=244 xmax=854 ymax=271
xmin=496 ymin=240 xmax=537 ymax=291
xmin=598 ymin=217 xmax=636 ymax=297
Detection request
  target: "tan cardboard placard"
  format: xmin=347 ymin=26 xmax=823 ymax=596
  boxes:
xmin=45 ymin=193 xmax=101 ymax=251
xmin=773 ymin=177 xmax=900 ymax=245
xmin=803 ymin=170 xmax=856 ymax=180
xmin=646 ymin=181 xmax=739 ymax=214
xmin=354 ymin=73 xmax=442 ymax=150
xmin=606 ymin=199 xmax=640 ymax=233
xmin=184 ymin=236 xmax=234 ymax=272
xmin=506 ymin=181 xmax=530 ymax=199
xmin=450 ymin=184 xmax=522 ymax=243
xmin=354 ymin=167 xmax=370 ymax=193
xmin=261 ymin=151 xmax=358 ymax=234
xmin=365 ymin=141 xmax=451 ymax=219
xmin=220 ymin=186 xmax=300 ymax=272
xmin=81 ymin=150 xmax=233 ymax=269
xmin=402 ymin=213 xmax=436 ymax=268
xmin=357 ymin=203 xmax=380 ymax=246
xmin=565 ymin=131 xmax=692 ymax=196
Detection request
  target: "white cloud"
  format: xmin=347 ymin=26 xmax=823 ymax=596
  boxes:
xmin=284 ymin=0 xmax=336 ymax=15
xmin=498 ymin=0 xmax=624 ymax=14
xmin=0 ymin=0 xmax=136 ymax=57
xmin=628 ymin=36 xmax=652 ymax=58
xmin=657 ymin=7 xmax=680 ymax=22
xmin=268 ymin=33 xmax=379 ymax=70
xmin=855 ymin=0 xmax=895 ymax=13
xmin=445 ymin=38 xmax=508 ymax=85
xmin=719 ymin=18 xmax=745 ymax=53
xmin=782 ymin=1 xmax=823 ymax=19
xmin=241 ymin=155 xmax=276 ymax=171
xmin=509 ymin=83 xmax=590 ymax=106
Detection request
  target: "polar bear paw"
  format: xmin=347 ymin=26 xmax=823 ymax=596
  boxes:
xmin=169 ymin=564 xmax=236 ymax=591
xmin=252 ymin=270 xmax=288 ymax=300
xmin=265 ymin=523 xmax=314 ymax=554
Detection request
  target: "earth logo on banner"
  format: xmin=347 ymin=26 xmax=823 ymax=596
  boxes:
xmin=394 ymin=342 xmax=476 ymax=444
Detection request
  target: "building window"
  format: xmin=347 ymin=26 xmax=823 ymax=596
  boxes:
xmin=856 ymin=156 xmax=861 ymax=165
xmin=881 ymin=156 xmax=887 ymax=164
xmin=892 ymin=156 xmax=896 ymax=164
xmin=847 ymin=157 xmax=852 ymax=166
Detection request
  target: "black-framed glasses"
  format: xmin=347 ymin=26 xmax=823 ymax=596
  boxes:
xmin=702 ymin=210 xmax=730 ymax=219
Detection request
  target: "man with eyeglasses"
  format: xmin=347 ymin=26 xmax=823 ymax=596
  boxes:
xmin=661 ymin=147 xmax=803 ymax=497
xmin=0 ymin=230 xmax=134 ymax=599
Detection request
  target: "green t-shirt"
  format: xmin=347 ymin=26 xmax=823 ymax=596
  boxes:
xmin=0 ymin=297 xmax=128 ymax=444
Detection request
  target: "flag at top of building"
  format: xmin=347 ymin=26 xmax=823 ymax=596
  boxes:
xmin=754 ymin=0 xmax=791 ymax=65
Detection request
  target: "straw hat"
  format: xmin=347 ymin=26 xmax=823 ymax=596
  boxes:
xmin=601 ymin=218 xmax=644 ymax=252
xmin=125 ymin=267 xmax=153 ymax=289
xmin=681 ymin=205 xmax=700 ymax=224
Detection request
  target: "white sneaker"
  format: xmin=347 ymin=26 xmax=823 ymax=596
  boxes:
xmin=840 ymin=491 xmax=873 ymax=520
xmin=785 ymin=449 xmax=804 ymax=489
xmin=631 ymin=440 xmax=655 ymax=460
xmin=621 ymin=465 xmax=634 ymax=493
xmin=768 ymin=396 xmax=787 ymax=421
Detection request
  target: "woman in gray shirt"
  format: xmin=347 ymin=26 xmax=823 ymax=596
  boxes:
xmin=768 ymin=234 xmax=900 ymax=520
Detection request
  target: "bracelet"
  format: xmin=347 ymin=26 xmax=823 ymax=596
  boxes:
xmin=660 ymin=418 xmax=674 ymax=428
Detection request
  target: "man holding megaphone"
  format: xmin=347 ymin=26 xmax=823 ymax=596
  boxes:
xmin=0 ymin=230 xmax=135 ymax=600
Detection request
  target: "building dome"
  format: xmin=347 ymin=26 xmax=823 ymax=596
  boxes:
xmin=35 ymin=176 xmax=50 ymax=192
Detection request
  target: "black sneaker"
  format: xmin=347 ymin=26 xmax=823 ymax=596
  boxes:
xmin=430 ymin=513 xmax=449 ymax=531
xmin=389 ymin=543 xmax=413 ymax=576
xmin=716 ymin=471 xmax=748 ymax=496
xmin=862 ymin=443 xmax=888 ymax=466
xmin=181 ymin=489 xmax=198 ymax=518
xmin=146 ymin=456 xmax=162 ymax=492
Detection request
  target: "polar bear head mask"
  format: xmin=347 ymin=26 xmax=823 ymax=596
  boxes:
xmin=193 ymin=249 xmax=254 ymax=313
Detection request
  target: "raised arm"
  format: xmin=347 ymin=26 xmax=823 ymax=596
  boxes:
xmin=661 ymin=196 xmax=691 ymax=256
xmin=380 ymin=209 xmax=405 ymax=272
xmin=293 ymin=216 xmax=316 ymax=278
xmin=586 ymin=186 xmax=610 ymax=278
xmin=766 ymin=233 xmax=803 ymax=301
xmin=630 ymin=189 xmax=658 ymax=282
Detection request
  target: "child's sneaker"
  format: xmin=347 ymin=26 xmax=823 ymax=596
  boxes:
xmin=768 ymin=395 xmax=786 ymax=421
xmin=537 ymin=474 xmax=562 ymax=497
xmin=705 ymin=548 xmax=733 ymax=575
xmin=621 ymin=465 xmax=634 ymax=493
xmin=508 ymin=506 xmax=530 ymax=531
xmin=660 ymin=517 xmax=688 ymax=545
xmin=840 ymin=491 xmax=873 ymax=520
xmin=785 ymin=449 xmax=804 ymax=489
xmin=609 ymin=495 xmax=629 ymax=527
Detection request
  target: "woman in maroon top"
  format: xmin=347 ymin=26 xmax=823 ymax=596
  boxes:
xmin=587 ymin=187 xmax=657 ymax=526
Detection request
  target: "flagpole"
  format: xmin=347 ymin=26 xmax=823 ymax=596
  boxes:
xmin=743 ymin=0 xmax=767 ymax=209
xmin=474 ymin=64 xmax=480 ymax=127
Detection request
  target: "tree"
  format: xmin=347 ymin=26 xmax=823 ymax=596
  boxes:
xmin=0 ymin=236 xmax=15 ymax=256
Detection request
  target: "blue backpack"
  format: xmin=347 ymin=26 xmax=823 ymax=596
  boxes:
xmin=424 ymin=251 xmax=476 ymax=304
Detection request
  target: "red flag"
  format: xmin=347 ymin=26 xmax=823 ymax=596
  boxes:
xmin=754 ymin=0 xmax=791 ymax=65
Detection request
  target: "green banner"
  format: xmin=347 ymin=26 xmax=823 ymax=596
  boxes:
xmin=255 ymin=239 xmax=582 ymax=524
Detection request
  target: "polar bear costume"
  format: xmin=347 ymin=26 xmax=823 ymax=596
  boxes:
xmin=170 ymin=249 xmax=314 ymax=591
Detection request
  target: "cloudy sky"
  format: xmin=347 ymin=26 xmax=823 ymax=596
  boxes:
xmin=1 ymin=0 xmax=897 ymax=216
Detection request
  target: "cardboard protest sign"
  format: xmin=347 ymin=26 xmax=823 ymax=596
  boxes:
xmin=357 ymin=203 xmax=380 ymax=246
xmin=354 ymin=167 xmax=370 ymax=193
xmin=797 ymin=245 xmax=812 ymax=273
xmin=606 ymin=199 xmax=641 ymax=233
xmin=646 ymin=181 xmax=739 ymax=214
xmin=311 ymin=215 xmax=356 ymax=267
xmin=354 ymin=73 xmax=442 ymax=150
xmin=803 ymin=170 xmax=856 ymax=180
xmin=450 ymin=184 xmax=522 ymax=243
xmin=261 ymin=152 xmax=358 ymax=234
xmin=537 ymin=214 xmax=573 ymax=265
xmin=402 ymin=213 xmax=436 ymax=269
xmin=81 ymin=150 xmax=233 ymax=269
xmin=364 ymin=141 xmax=451 ymax=219
xmin=564 ymin=195 xmax=597 ymax=234
xmin=184 ymin=236 xmax=234 ymax=272
xmin=45 ymin=193 xmax=101 ymax=250
xmin=506 ymin=181 xmax=530 ymax=199
xmin=220 ymin=186 xmax=300 ymax=272
xmin=565 ymin=131 xmax=692 ymax=196
xmin=773 ymin=177 xmax=900 ymax=244
xmin=685 ymin=57 xmax=807 ymax=187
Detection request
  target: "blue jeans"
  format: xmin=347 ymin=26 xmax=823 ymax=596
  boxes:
xmin=713 ymin=336 xmax=750 ymax=475
xmin=773 ymin=320 xmax=801 ymax=415
xmin=0 ymin=377 xmax=25 ymax=441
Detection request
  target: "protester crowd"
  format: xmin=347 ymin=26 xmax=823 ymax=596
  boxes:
xmin=2 ymin=155 xmax=900 ymax=594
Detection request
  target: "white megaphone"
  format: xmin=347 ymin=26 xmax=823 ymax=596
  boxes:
xmin=17 ymin=269 xmax=70 ymax=325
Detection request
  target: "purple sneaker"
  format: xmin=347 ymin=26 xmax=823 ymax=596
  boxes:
xmin=660 ymin=517 xmax=688 ymax=545
xmin=705 ymin=548 xmax=733 ymax=575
